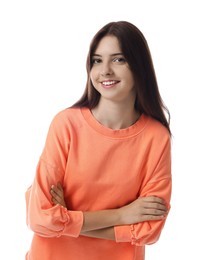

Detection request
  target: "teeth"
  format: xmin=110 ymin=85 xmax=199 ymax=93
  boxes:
xmin=102 ymin=81 xmax=116 ymax=86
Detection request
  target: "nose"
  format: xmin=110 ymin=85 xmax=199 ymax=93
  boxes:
xmin=100 ymin=61 xmax=113 ymax=76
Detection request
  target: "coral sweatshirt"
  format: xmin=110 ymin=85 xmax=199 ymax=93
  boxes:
xmin=25 ymin=107 xmax=172 ymax=260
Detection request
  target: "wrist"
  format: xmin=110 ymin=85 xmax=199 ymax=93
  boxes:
xmin=117 ymin=206 xmax=126 ymax=225
xmin=81 ymin=208 xmax=123 ymax=232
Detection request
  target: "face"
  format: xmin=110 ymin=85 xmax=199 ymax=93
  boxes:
xmin=90 ymin=35 xmax=136 ymax=104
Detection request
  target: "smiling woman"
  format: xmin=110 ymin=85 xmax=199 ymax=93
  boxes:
xmin=90 ymin=36 xmax=136 ymax=106
xmin=25 ymin=21 xmax=172 ymax=260
xmin=90 ymin=35 xmax=138 ymax=128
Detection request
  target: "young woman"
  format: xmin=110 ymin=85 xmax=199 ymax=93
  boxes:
xmin=26 ymin=21 xmax=172 ymax=260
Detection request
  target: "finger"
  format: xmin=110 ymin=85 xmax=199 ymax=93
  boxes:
xmin=51 ymin=197 xmax=59 ymax=205
xmin=50 ymin=188 xmax=63 ymax=203
xmin=51 ymin=185 xmax=64 ymax=198
xmin=142 ymin=196 xmax=165 ymax=204
xmin=57 ymin=182 xmax=64 ymax=191
xmin=140 ymin=214 xmax=166 ymax=222
xmin=50 ymin=189 xmax=59 ymax=201
xmin=143 ymin=208 xmax=168 ymax=216
xmin=142 ymin=197 xmax=167 ymax=209
xmin=51 ymin=191 xmax=64 ymax=205
xmin=145 ymin=202 xmax=167 ymax=211
xmin=51 ymin=192 xmax=67 ymax=208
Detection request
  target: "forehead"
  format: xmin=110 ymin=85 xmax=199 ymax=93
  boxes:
xmin=94 ymin=35 xmax=122 ymax=55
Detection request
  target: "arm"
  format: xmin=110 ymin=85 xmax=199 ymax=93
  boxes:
xmin=50 ymin=183 xmax=168 ymax=240
xmin=81 ymin=227 xmax=116 ymax=240
xmin=114 ymin=133 xmax=172 ymax=246
xmin=26 ymin=112 xmax=83 ymax=238
xmin=114 ymin=178 xmax=171 ymax=245
xmin=50 ymin=184 xmax=116 ymax=240
xmin=80 ymin=194 xmax=168 ymax=240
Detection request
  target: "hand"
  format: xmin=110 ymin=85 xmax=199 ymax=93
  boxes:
xmin=119 ymin=196 xmax=168 ymax=225
xmin=50 ymin=182 xmax=67 ymax=208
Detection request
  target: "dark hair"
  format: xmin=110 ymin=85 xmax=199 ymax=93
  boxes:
xmin=72 ymin=21 xmax=171 ymax=134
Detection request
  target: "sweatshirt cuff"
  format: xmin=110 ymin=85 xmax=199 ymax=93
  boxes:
xmin=114 ymin=225 xmax=131 ymax=243
xmin=61 ymin=207 xmax=84 ymax=238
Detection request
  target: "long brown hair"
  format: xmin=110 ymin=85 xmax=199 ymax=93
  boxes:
xmin=72 ymin=21 xmax=171 ymax=134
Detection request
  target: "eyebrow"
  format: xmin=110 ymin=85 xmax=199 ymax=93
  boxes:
xmin=92 ymin=52 xmax=124 ymax=57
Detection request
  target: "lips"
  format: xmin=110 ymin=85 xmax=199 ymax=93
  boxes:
xmin=101 ymin=80 xmax=119 ymax=89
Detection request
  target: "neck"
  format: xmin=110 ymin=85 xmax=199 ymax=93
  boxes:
xmin=91 ymin=99 xmax=140 ymax=130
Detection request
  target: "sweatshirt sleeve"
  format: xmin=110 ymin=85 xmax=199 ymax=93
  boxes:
xmin=114 ymin=131 xmax=172 ymax=246
xmin=25 ymin=111 xmax=84 ymax=238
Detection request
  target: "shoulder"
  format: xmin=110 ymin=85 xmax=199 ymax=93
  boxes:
xmin=51 ymin=107 xmax=82 ymax=127
xmin=142 ymin=115 xmax=171 ymax=144
xmin=46 ymin=107 xmax=84 ymax=137
xmin=142 ymin=116 xmax=172 ymax=180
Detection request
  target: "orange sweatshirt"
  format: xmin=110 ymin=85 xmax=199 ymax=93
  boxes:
xmin=25 ymin=107 xmax=172 ymax=260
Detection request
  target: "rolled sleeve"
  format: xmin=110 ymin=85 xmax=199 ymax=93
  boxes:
xmin=26 ymin=181 xmax=84 ymax=238
xmin=114 ymin=178 xmax=171 ymax=246
xmin=25 ymin=111 xmax=84 ymax=238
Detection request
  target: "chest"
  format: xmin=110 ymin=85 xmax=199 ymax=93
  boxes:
xmin=63 ymin=135 xmax=150 ymax=210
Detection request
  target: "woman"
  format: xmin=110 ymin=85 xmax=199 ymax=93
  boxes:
xmin=26 ymin=21 xmax=172 ymax=260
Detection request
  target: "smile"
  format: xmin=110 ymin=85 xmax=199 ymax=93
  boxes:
xmin=101 ymin=80 xmax=119 ymax=88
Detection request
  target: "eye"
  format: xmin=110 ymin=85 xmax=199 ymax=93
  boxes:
xmin=91 ymin=58 xmax=102 ymax=64
xmin=113 ymin=57 xmax=126 ymax=63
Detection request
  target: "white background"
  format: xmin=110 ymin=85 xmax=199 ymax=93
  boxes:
xmin=0 ymin=0 xmax=204 ymax=259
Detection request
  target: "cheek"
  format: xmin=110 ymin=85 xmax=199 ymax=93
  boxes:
xmin=90 ymin=69 xmax=98 ymax=85
xmin=126 ymin=72 xmax=135 ymax=87
xmin=90 ymin=69 xmax=94 ymax=81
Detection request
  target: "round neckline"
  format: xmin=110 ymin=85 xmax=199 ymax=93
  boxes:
xmin=81 ymin=107 xmax=148 ymax=139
